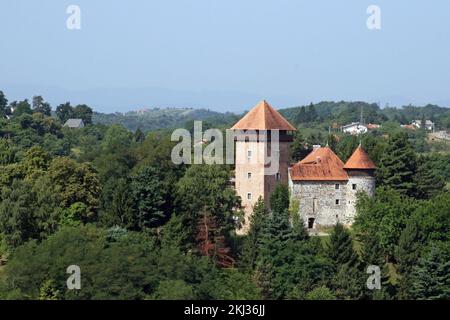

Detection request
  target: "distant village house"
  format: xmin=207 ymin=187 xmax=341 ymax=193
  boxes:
xmin=340 ymin=122 xmax=367 ymax=135
xmin=63 ymin=118 xmax=85 ymax=128
xmin=411 ymin=119 xmax=435 ymax=131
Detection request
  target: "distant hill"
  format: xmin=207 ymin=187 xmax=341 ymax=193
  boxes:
xmin=93 ymin=107 xmax=240 ymax=132
xmin=279 ymin=101 xmax=450 ymax=130
xmin=92 ymin=102 xmax=450 ymax=132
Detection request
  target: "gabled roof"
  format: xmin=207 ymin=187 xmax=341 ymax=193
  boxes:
xmin=230 ymin=100 xmax=296 ymax=131
xmin=63 ymin=118 xmax=84 ymax=128
xmin=343 ymin=145 xmax=376 ymax=170
xmin=290 ymin=147 xmax=349 ymax=181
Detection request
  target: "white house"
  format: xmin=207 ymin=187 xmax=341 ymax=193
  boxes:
xmin=411 ymin=120 xmax=434 ymax=131
xmin=341 ymin=122 xmax=368 ymax=135
xmin=63 ymin=119 xmax=85 ymax=128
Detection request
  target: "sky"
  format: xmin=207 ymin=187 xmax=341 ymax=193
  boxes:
xmin=0 ymin=0 xmax=449 ymax=113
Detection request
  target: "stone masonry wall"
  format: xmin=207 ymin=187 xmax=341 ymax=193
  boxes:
xmin=289 ymin=174 xmax=375 ymax=229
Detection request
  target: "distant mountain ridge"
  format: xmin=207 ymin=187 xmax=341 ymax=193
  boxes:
xmin=93 ymin=107 xmax=240 ymax=132
xmin=92 ymin=101 xmax=450 ymax=132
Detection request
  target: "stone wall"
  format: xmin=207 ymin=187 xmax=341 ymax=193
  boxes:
xmin=344 ymin=174 xmax=375 ymax=223
xmin=289 ymin=173 xmax=375 ymax=229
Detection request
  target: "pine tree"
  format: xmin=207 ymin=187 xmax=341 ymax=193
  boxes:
xmin=326 ymin=223 xmax=359 ymax=267
xmin=396 ymin=219 xmax=422 ymax=274
xmin=253 ymin=186 xmax=294 ymax=299
xmin=376 ymin=132 xmax=417 ymax=196
xmin=134 ymin=128 xmax=146 ymax=143
xmin=327 ymin=223 xmax=364 ymax=299
xmin=269 ymin=184 xmax=290 ymax=215
xmin=196 ymin=211 xmax=235 ymax=268
xmin=410 ymin=243 xmax=450 ymax=299
xmin=240 ymin=197 xmax=269 ymax=270
xmin=32 ymin=96 xmax=51 ymax=116
xmin=0 ymin=90 xmax=9 ymax=118
xmin=360 ymin=234 xmax=393 ymax=300
xmin=415 ymin=155 xmax=445 ymax=199
xmin=290 ymin=200 xmax=309 ymax=241
xmin=39 ymin=280 xmax=61 ymax=300
xmin=396 ymin=218 xmax=423 ymax=299
xmin=361 ymin=233 xmax=384 ymax=267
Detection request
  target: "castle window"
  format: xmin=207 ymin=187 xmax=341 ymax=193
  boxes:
xmin=313 ymin=198 xmax=317 ymax=213
xmin=276 ymin=172 xmax=281 ymax=181
xmin=247 ymin=172 xmax=252 ymax=179
xmin=247 ymin=150 xmax=252 ymax=161
xmin=335 ymin=184 xmax=340 ymax=190
xmin=247 ymin=192 xmax=252 ymax=200
xmin=352 ymin=184 xmax=357 ymax=190
xmin=308 ymin=218 xmax=315 ymax=229
xmin=335 ymin=199 xmax=340 ymax=205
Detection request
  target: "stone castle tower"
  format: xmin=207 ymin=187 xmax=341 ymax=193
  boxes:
xmin=342 ymin=145 xmax=376 ymax=222
xmin=230 ymin=100 xmax=296 ymax=233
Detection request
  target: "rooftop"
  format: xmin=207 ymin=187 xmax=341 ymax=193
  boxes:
xmin=290 ymin=147 xmax=348 ymax=181
xmin=230 ymin=100 xmax=296 ymax=131
xmin=290 ymin=145 xmax=376 ymax=181
xmin=343 ymin=145 xmax=376 ymax=170
xmin=63 ymin=118 xmax=84 ymax=128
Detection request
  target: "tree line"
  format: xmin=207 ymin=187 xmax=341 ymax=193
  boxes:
xmin=0 ymin=90 xmax=448 ymax=300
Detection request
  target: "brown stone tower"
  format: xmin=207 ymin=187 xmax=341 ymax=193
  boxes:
xmin=230 ymin=100 xmax=296 ymax=233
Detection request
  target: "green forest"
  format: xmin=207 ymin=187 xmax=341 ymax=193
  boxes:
xmin=0 ymin=91 xmax=449 ymax=300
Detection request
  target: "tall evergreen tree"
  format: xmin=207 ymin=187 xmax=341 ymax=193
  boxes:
xmin=0 ymin=90 xmax=9 ymax=118
xmin=410 ymin=243 xmax=450 ymax=299
xmin=240 ymin=197 xmax=269 ymax=270
xmin=269 ymin=183 xmax=290 ymax=215
xmin=134 ymin=128 xmax=146 ymax=143
xmin=326 ymin=223 xmax=359 ymax=267
xmin=55 ymin=102 xmax=74 ymax=123
xmin=32 ymin=96 xmax=52 ymax=116
xmin=414 ymin=155 xmax=445 ymax=199
xmin=326 ymin=223 xmax=364 ymax=299
xmin=376 ymin=132 xmax=417 ymax=196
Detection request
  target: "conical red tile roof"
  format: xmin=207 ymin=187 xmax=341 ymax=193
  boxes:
xmin=290 ymin=147 xmax=349 ymax=181
xmin=343 ymin=145 xmax=376 ymax=170
xmin=230 ymin=100 xmax=296 ymax=131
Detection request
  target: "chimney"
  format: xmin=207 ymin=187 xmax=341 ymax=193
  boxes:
xmin=313 ymin=144 xmax=321 ymax=151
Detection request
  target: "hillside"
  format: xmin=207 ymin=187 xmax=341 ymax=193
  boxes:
xmin=92 ymin=107 xmax=239 ymax=131
xmin=92 ymin=102 xmax=450 ymax=134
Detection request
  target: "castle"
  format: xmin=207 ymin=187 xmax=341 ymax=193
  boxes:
xmin=231 ymin=101 xmax=376 ymax=233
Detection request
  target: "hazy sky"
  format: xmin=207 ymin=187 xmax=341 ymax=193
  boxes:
xmin=0 ymin=0 xmax=449 ymax=112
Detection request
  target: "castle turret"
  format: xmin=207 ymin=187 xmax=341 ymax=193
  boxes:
xmin=230 ymin=100 xmax=296 ymax=233
xmin=343 ymin=145 xmax=376 ymax=223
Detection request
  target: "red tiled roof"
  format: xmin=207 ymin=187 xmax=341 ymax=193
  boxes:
xmin=290 ymin=147 xmax=349 ymax=181
xmin=230 ymin=100 xmax=296 ymax=131
xmin=343 ymin=145 xmax=376 ymax=170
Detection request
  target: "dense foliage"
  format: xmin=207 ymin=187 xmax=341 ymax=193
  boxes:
xmin=0 ymin=90 xmax=449 ymax=300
